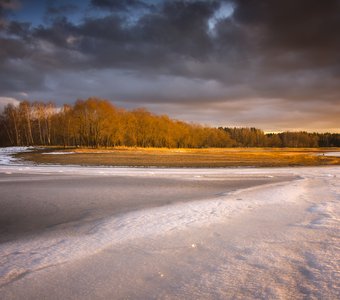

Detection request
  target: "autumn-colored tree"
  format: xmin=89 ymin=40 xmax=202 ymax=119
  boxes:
xmin=0 ymin=98 xmax=339 ymax=148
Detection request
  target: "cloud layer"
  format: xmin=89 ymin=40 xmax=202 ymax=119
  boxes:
xmin=0 ymin=0 xmax=339 ymax=131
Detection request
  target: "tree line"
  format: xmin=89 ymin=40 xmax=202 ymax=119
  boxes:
xmin=0 ymin=98 xmax=339 ymax=148
xmin=221 ymin=128 xmax=340 ymax=147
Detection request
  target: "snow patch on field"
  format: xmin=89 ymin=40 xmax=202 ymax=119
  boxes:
xmin=0 ymin=147 xmax=33 ymax=165
xmin=319 ymin=152 xmax=340 ymax=157
xmin=42 ymin=152 xmax=76 ymax=155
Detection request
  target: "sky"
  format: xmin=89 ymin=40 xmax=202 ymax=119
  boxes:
xmin=0 ymin=0 xmax=339 ymax=132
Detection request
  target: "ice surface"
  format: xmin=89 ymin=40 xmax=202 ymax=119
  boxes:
xmin=0 ymin=177 xmax=303 ymax=286
xmin=0 ymin=147 xmax=339 ymax=299
xmin=1 ymin=166 xmax=339 ymax=288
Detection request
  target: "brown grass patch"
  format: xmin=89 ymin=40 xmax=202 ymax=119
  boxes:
xmin=16 ymin=147 xmax=340 ymax=168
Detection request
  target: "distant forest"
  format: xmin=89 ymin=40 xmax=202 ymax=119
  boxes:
xmin=0 ymin=98 xmax=339 ymax=148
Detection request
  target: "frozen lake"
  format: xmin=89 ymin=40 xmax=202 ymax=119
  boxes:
xmin=0 ymin=149 xmax=339 ymax=299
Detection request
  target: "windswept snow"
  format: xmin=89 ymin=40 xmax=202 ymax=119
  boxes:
xmin=0 ymin=148 xmax=339 ymax=299
xmin=0 ymin=177 xmax=308 ymax=287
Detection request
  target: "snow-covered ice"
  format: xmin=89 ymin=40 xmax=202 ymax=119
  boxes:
xmin=0 ymin=147 xmax=339 ymax=299
xmin=0 ymin=176 xmax=306 ymax=286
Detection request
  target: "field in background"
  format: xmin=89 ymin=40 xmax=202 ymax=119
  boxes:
xmin=16 ymin=147 xmax=340 ymax=167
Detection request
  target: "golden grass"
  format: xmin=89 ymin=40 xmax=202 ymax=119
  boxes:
xmin=16 ymin=147 xmax=340 ymax=168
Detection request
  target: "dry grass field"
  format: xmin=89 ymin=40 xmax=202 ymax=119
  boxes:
xmin=16 ymin=147 xmax=340 ymax=167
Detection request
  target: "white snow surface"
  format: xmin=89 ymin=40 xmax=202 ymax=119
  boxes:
xmin=42 ymin=151 xmax=76 ymax=155
xmin=322 ymin=151 xmax=340 ymax=157
xmin=0 ymin=147 xmax=33 ymax=165
xmin=0 ymin=147 xmax=339 ymax=298
xmin=0 ymin=165 xmax=339 ymax=288
xmin=0 ymin=177 xmax=302 ymax=285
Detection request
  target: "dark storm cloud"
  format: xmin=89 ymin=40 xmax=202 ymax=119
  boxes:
xmin=234 ymin=0 xmax=340 ymax=76
xmin=91 ymin=0 xmax=153 ymax=11
xmin=0 ymin=0 xmax=339 ymax=131
xmin=0 ymin=37 xmax=28 ymax=63
xmin=21 ymin=0 xmax=219 ymax=73
xmin=235 ymin=0 xmax=340 ymax=51
xmin=6 ymin=20 xmax=30 ymax=37
xmin=0 ymin=60 xmax=45 ymax=94
xmin=75 ymin=0 xmax=217 ymax=71
xmin=34 ymin=17 xmax=79 ymax=48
